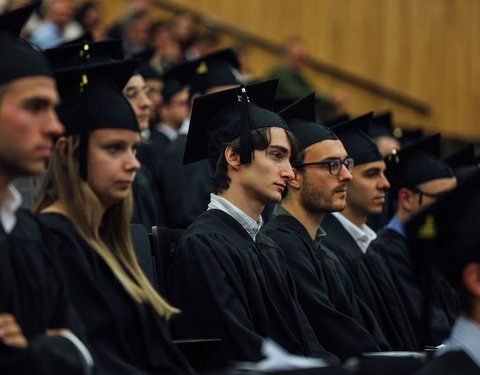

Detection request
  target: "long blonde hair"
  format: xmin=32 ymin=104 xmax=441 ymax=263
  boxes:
xmin=34 ymin=134 xmax=179 ymax=319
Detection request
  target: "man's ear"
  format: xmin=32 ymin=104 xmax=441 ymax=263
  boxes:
xmin=224 ymin=146 xmax=241 ymax=170
xmin=398 ymin=187 xmax=414 ymax=211
xmin=287 ymin=168 xmax=303 ymax=190
xmin=55 ymin=137 xmax=69 ymax=163
xmin=462 ymin=262 xmax=480 ymax=299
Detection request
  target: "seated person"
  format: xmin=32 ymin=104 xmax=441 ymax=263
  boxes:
xmin=167 ymin=80 xmax=338 ymax=368
xmin=33 ymin=45 xmax=194 ymax=374
xmin=0 ymin=3 xmax=92 ymax=374
xmin=407 ymin=170 xmax=480 ymax=374
xmin=262 ymin=93 xmax=389 ymax=360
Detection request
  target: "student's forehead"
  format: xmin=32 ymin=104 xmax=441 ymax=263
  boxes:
xmin=268 ymin=127 xmax=291 ymax=151
xmin=304 ymin=139 xmax=346 ymax=161
xmin=5 ymin=75 xmax=58 ymax=99
xmin=358 ymin=160 xmax=386 ymax=172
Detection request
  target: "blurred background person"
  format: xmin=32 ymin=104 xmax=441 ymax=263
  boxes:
xmin=30 ymin=0 xmax=82 ymax=49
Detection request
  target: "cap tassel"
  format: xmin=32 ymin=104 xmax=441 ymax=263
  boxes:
xmin=239 ymin=87 xmax=252 ymax=164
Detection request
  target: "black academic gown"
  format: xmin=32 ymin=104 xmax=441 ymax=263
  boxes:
xmin=132 ymin=166 xmax=166 ymax=228
xmin=321 ymin=213 xmax=419 ymax=350
xmin=416 ymin=351 xmax=480 ymax=375
xmin=159 ymin=135 xmax=213 ymax=229
xmin=261 ymin=214 xmax=389 ymax=360
xmin=370 ymin=228 xmax=459 ymax=346
xmin=167 ymin=209 xmax=338 ymax=369
xmin=38 ymin=213 xmax=194 ymax=375
xmin=0 ymin=209 xmax=89 ymax=375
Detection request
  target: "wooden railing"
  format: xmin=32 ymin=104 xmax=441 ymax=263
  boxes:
xmin=152 ymin=0 xmax=430 ymax=115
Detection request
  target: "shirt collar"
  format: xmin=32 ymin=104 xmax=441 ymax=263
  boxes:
xmin=331 ymin=212 xmax=377 ymax=254
xmin=436 ymin=316 xmax=480 ymax=368
xmin=155 ymin=123 xmax=178 ymax=141
xmin=208 ymin=193 xmax=263 ymax=240
xmin=385 ymin=215 xmax=407 ymax=239
xmin=0 ymin=184 xmax=22 ymax=234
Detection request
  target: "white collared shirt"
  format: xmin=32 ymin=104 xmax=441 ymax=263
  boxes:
xmin=331 ymin=212 xmax=377 ymax=254
xmin=155 ymin=123 xmax=178 ymax=141
xmin=436 ymin=316 xmax=480 ymax=368
xmin=0 ymin=184 xmax=22 ymax=233
xmin=208 ymin=193 xmax=263 ymax=241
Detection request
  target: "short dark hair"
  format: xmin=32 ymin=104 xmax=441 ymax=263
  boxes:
xmin=212 ymin=127 xmax=298 ymax=194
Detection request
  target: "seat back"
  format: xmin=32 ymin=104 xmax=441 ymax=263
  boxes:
xmin=130 ymin=223 xmax=158 ymax=289
xmin=150 ymin=226 xmax=185 ymax=295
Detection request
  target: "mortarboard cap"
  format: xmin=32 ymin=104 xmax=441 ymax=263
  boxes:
xmin=161 ymin=69 xmax=187 ymax=104
xmin=406 ymin=169 xmax=480 ymax=288
xmin=368 ymin=111 xmax=403 ymax=140
xmin=0 ymin=1 xmax=51 ymax=86
xmin=54 ymin=60 xmax=140 ymax=136
xmin=0 ymin=0 xmax=40 ymax=36
xmin=167 ymin=48 xmax=240 ymax=98
xmin=399 ymin=128 xmax=424 ymax=148
xmin=444 ymin=143 xmax=480 ymax=185
xmin=184 ymin=79 xmax=288 ymax=167
xmin=385 ymin=134 xmax=454 ymax=193
xmin=330 ymin=112 xmax=382 ymax=165
xmin=45 ymin=39 xmax=125 ymax=74
xmin=136 ymin=60 xmax=162 ymax=81
xmin=278 ymin=92 xmax=338 ymax=152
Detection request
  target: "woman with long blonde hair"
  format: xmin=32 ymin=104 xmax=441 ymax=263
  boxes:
xmin=33 ymin=48 xmax=193 ymax=374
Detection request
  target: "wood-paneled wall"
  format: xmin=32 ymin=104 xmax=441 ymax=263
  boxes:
xmin=101 ymin=0 xmax=480 ymax=142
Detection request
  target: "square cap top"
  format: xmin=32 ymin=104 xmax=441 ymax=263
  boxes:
xmin=385 ymin=133 xmax=454 ymax=192
xmin=166 ymin=48 xmax=240 ymax=97
xmin=406 ymin=169 xmax=480 ymax=287
xmin=184 ymin=79 xmax=288 ymax=167
xmin=0 ymin=1 xmax=51 ymax=85
xmin=278 ymin=92 xmax=338 ymax=152
xmin=330 ymin=112 xmax=383 ymax=165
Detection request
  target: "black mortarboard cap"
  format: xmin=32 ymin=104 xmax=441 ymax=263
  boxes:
xmin=54 ymin=59 xmax=139 ymax=136
xmin=331 ymin=112 xmax=383 ymax=165
xmin=385 ymin=134 xmax=454 ymax=193
xmin=0 ymin=0 xmax=41 ymax=36
xmin=399 ymin=128 xmax=424 ymax=148
xmin=278 ymin=92 xmax=338 ymax=152
xmin=273 ymin=97 xmax=297 ymax=113
xmin=167 ymin=48 xmax=240 ymax=97
xmin=444 ymin=143 xmax=480 ymax=185
xmin=161 ymin=69 xmax=186 ymax=104
xmin=368 ymin=111 xmax=403 ymax=139
xmin=136 ymin=60 xmax=162 ymax=81
xmin=406 ymin=169 xmax=480 ymax=288
xmin=0 ymin=1 xmax=51 ymax=85
xmin=184 ymin=79 xmax=288 ymax=167
xmin=323 ymin=113 xmax=350 ymax=128
xmin=45 ymin=39 xmax=125 ymax=74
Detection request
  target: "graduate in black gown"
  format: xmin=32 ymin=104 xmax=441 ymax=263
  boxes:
xmin=33 ymin=44 xmax=194 ymax=374
xmin=0 ymin=3 xmax=93 ymax=374
xmin=261 ymin=93 xmax=389 ymax=360
xmin=370 ymin=134 xmax=459 ymax=347
xmin=322 ymin=113 xmax=418 ymax=350
xmin=167 ymin=80 xmax=338 ymax=368
xmin=123 ymin=69 xmax=166 ymax=228
xmin=406 ymin=170 xmax=480 ymax=375
xmin=158 ymin=49 xmax=241 ymax=228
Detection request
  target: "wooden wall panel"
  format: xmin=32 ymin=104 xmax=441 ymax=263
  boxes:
xmin=100 ymin=0 xmax=480 ymax=142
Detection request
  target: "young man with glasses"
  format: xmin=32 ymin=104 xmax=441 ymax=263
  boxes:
xmin=321 ymin=113 xmax=419 ymax=351
xmin=370 ymin=134 xmax=459 ymax=348
xmin=261 ymin=94 xmax=390 ymax=360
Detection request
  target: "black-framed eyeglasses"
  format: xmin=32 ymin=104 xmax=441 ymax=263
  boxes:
xmin=296 ymin=157 xmax=354 ymax=176
xmin=411 ymin=187 xmax=451 ymax=205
